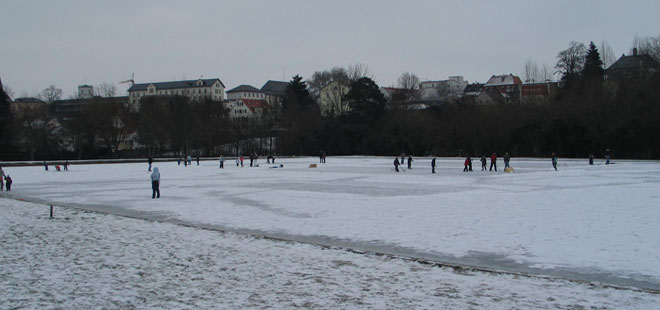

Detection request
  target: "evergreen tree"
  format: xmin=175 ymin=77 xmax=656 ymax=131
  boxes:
xmin=344 ymin=77 xmax=386 ymax=120
xmin=0 ymin=78 xmax=13 ymax=148
xmin=582 ymin=41 xmax=604 ymax=81
xmin=283 ymin=75 xmax=314 ymax=111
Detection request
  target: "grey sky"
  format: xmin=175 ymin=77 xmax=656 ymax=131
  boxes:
xmin=2 ymin=0 xmax=659 ymax=98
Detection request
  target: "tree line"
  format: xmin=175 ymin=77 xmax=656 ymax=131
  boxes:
xmin=1 ymin=35 xmax=659 ymax=160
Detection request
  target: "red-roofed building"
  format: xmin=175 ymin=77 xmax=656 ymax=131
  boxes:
xmin=225 ymin=98 xmax=270 ymax=119
xmin=483 ymin=74 xmax=522 ymax=103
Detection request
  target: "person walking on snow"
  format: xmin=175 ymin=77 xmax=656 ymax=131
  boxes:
xmin=407 ymin=155 xmax=413 ymax=169
xmin=44 ymin=161 xmax=48 ymax=171
xmin=480 ymin=155 xmax=487 ymax=171
xmin=464 ymin=156 xmax=470 ymax=172
xmin=393 ymin=158 xmax=400 ymax=172
xmin=589 ymin=153 xmax=594 ymax=165
xmin=240 ymin=155 xmax=244 ymax=167
xmin=150 ymin=167 xmax=160 ymax=199
xmin=219 ymin=155 xmax=225 ymax=168
xmin=489 ymin=153 xmax=497 ymax=172
xmin=196 ymin=155 xmax=200 ymax=166
xmin=504 ymin=152 xmax=511 ymax=168
xmin=64 ymin=160 xmax=69 ymax=171
xmin=552 ymin=153 xmax=558 ymax=171
xmin=431 ymin=157 xmax=436 ymax=174
xmin=148 ymin=157 xmax=153 ymax=171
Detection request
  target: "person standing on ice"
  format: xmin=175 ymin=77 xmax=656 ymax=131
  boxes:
xmin=219 ymin=155 xmax=225 ymax=168
xmin=463 ymin=156 xmax=470 ymax=172
xmin=480 ymin=155 xmax=487 ymax=171
xmin=187 ymin=154 xmax=192 ymax=166
xmin=552 ymin=153 xmax=558 ymax=171
xmin=431 ymin=157 xmax=436 ymax=174
xmin=589 ymin=153 xmax=594 ymax=165
xmin=4 ymin=175 xmax=12 ymax=191
xmin=44 ymin=161 xmax=48 ymax=171
xmin=604 ymin=148 xmax=611 ymax=165
xmin=489 ymin=153 xmax=497 ymax=172
xmin=504 ymin=152 xmax=511 ymax=168
xmin=393 ymin=157 xmax=400 ymax=172
xmin=240 ymin=155 xmax=244 ymax=167
xmin=0 ymin=166 xmax=5 ymax=191
xmin=148 ymin=157 xmax=153 ymax=171
xmin=150 ymin=167 xmax=160 ymax=199
xmin=407 ymin=155 xmax=413 ymax=169
xmin=196 ymin=155 xmax=200 ymax=166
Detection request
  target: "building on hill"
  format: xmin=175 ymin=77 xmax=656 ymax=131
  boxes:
xmin=521 ymin=82 xmax=558 ymax=104
xmin=605 ymin=48 xmax=659 ymax=81
xmin=319 ymin=80 xmax=350 ymax=117
xmin=11 ymin=97 xmax=47 ymax=118
xmin=483 ymin=74 xmax=522 ymax=103
xmin=225 ymin=98 xmax=270 ymax=120
xmin=128 ymin=78 xmax=225 ymax=112
xmin=78 ymin=85 xmax=94 ymax=99
xmin=51 ymin=96 xmax=129 ymax=121
xmin=420 ymin=76 xmax=468 ymax=100
xmin=226 ymin=85 xmax=265 ymax=100
xmin=260 ymin=80 xmax=288 ymax=107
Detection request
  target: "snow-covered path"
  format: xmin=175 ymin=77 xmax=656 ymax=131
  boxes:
xmin=2 ymin=199 xmax=659 ymax=309
xmin=3 ymin=156 xmax=660 ymax=290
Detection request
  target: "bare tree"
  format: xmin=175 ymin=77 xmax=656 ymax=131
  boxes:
xmin=41 ymin=85 xmax=63 ymax=104
xmin=555 ymin=41 xmax=587 ymax=80
xmin=397 ymin=72 xmax=420 ymax=90
xmin=600 ymin=41 xmax=616 ymax=68
xmin=632 ymin=34 xmax=660 ymax=62
xmin=307 ymin=67 xmax=350 ymax=100
xmin=522 ymin=59 xmax=540 ymax=83
xmin=347 ymin=63 xmax=372 ymax=82
xmin=97 ymin=82 xmax=117 ymax=97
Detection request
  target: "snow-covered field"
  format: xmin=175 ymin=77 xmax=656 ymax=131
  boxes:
xmin=2 ymin=156 xmax=660 ymax=308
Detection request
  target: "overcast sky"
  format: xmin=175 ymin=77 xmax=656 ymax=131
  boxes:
xmin=2 ymin=0 xmax=659 ymax=98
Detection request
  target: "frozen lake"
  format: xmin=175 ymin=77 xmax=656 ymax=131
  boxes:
xmin=4 ymin=156 xmax=660 ymax=290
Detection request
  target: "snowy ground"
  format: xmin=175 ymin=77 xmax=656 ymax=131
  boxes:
xmin=2 ymin=198 xmax=659 ymax=309
xmin=1 ymin=156 xmax=660 ymax=307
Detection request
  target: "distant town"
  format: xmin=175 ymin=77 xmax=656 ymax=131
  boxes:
xmin=2 ymin=39 xmax=659 ymax=160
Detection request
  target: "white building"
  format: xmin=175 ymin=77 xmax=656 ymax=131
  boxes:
xmin=127 ymin=78 xmax=225 ymax=111
xmin=420 ymin=76 xmax=468 ymax=100
xmin=78 ymin=85 xmax=94 ymax=99
xmin=224 ymin=98 xmax=270 ymax=120
xmin=319 ymin=80 xmax=350 ymax=117
xmin=226 ymin=85 xmax=265 ymax=101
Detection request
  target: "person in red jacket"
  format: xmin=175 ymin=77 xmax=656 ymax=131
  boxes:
xmin=489 ymin=153 xmax=497 ymax=172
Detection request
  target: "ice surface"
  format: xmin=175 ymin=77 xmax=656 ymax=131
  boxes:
xmin=3 ymin=156 xmax=660 ymax=290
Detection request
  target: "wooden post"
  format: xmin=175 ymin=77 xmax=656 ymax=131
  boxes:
xmin=50 ymin=205 xmax=53 ymax=219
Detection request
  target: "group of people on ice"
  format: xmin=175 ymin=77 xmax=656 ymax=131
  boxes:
xmin=394 ymin=149 xmax=612 ymax=173
xmin=0 ymin=166 xmax=12 ymax=191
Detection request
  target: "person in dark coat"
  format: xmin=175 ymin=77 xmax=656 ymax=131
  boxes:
xmin=467 ymin=156 xmax=473 ymax=171
xmin=431 ymin=157 xmax=436 ymax=174
xmin=489 ymin=153 xmax=497 ymax=172
xmin=4 ymin=175 xmax=12 ymax=191
xmin=552 ymin=152 xmax=558 ymax=171
xmin=393 ymin=158 xmax=400 ymax=172
xmin=148 ymin=157 xmax=153 ymax=171
xmin=407 ymin=156 xmax=413 ymax=169
xmin=480 ymin=155 xmax=487 ymax=171
xmin=504 ymin=152 xmax=511 ymax=168
xmin=64 ymin=160 xmax=69 ymax=171
xmin=44 ymin=161 xmax=48 ymax=171
xmin=150 ymin=167 xmax=160 ymax=199
xmin=196 ymin=155 xmax=200 ymax=166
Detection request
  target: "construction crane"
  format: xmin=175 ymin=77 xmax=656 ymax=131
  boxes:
xmin=120 ymin=73 xmax=135 ymax=87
